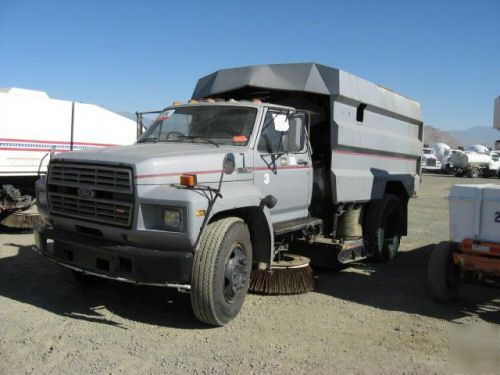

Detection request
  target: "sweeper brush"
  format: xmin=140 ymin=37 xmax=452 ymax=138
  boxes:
xmin=1 ymin=205 xmax=41 ymax=231
xmin=249 ymin=254 xmax=315 ymax=295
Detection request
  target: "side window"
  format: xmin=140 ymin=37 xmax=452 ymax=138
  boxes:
xmin=258 ymin=112 xmax=290 ymax=153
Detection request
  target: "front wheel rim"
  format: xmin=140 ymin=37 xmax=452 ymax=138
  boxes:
xmin=223 ymin=244 xmax=248 ymax=303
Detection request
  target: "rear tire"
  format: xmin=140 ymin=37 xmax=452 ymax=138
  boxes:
xmin=468 ymin=166 xmax=480 ymax=178
xmin=364 ymin=194 xmax=404 ymax=262
xmin=191 ymin=217 xmax=252 ymax=326
xmin=427 ymin=241 xmax=461 ymax=302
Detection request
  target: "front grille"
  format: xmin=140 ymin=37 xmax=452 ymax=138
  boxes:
xmin=426 ymin=159 xmax=436 ymax=166
xmin=49 ymin=163 xmax=132 ymax=193
xmin=48 ymin=162 xmax=134 ymax=227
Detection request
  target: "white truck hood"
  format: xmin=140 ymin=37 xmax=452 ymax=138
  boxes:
xmin=52 ymin=143 xmax=247 ymax=184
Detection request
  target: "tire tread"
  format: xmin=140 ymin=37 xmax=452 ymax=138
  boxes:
xmin=191 ymin=217 xmax=246 ymax=326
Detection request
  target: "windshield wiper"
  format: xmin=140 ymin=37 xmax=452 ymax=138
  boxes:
xmin=177 ymin=135 xmax=219 ymax=148
xmin=138 ymin=137 xmax=158 ymax=143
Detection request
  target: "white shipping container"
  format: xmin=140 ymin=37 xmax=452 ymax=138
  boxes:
xmin=0 ymin=88 xmax=137 ymax=176
xmin=449 ymin=184 xmax=500 ymax=243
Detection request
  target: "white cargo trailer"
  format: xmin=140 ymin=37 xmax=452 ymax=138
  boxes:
xmin=0 ymin=87 xmax=137 ymax=176
xmin=0 ymin=87 xmax=137 ymax=228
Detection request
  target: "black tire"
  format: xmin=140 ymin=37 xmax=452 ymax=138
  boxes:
xmin=427 ymin=241 xmax=461 ymax=302
xmin=467 ymin=166 xmax=480 ymax=178
xmin=71 ymin=270 xmax=104 ymax=286
xmin=364 ymin=194 xmax=404 ymax=262
xmin=191 ymin=217 xmax=252 ymax=326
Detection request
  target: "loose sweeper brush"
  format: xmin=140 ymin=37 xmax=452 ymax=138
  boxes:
xmin=1 ymin=205 xmax=41 ymax=231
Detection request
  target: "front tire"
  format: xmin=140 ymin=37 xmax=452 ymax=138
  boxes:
xmin=427 ymin=241 xmax=461 ymax=302
xmin=191 ymin=217 xmax=252 ymax=326
xmin=364 ymin=194 xmax=404 ymax=262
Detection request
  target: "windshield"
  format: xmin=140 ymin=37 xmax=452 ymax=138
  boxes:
xmin=423 ymin=149 xmax=434 ymax=155
xmin=137 ymin=105 xmax=257 ymax=146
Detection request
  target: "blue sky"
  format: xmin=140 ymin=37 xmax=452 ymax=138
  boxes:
xmin=1 ymin=0 xmax=499 ymax=130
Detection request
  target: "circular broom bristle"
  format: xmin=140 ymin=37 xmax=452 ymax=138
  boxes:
xmin=249 ymin=265 xmax=315 ymax=295
xmin=1 ymin=211 xmax=42 ymax=231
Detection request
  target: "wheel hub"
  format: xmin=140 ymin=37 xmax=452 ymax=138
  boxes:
xmin=224 ymin=244 xmax=247 ymax=302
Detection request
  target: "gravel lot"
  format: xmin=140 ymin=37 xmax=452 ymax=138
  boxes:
xmin=0 ymin=174 xmax=499 ymax=374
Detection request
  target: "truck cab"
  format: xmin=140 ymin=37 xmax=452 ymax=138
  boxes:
xmin=421 ymin=148 xmax=441 ymax=172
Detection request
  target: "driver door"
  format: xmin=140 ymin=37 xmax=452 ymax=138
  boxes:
xmin=253 ymin=109 xmax=312 ymax=223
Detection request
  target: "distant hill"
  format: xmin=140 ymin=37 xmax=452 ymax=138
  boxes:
xmin=424 ymin=125 xmax=499 ymax=149
xmin=449 ymin=126 xmax=499 ymax=148
xmin=424 ymin=125 xmax=461 ymax=148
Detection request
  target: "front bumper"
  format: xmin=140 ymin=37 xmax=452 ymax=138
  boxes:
xmin=33 ymin=223 xmax=193 ymax=287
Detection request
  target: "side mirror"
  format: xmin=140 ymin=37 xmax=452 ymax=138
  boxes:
xmin=288 ymin=114 xmax=305 ymax=153
xmin=223 ymin=153 xmax=236 ymax=174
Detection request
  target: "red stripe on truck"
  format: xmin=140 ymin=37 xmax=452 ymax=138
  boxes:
xmin=333 ymin=149 xmax=418 ymax=161
xmin=0 ymin=147 xmax=71 ymax=152
xmin=135 ymin=165 xmax=310 ymax=179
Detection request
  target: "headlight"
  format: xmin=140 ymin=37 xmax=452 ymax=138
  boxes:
xmin=163 ymin=208 xmax=182 ymax=229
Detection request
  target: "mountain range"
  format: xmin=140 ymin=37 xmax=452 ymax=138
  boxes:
xmin=425 ymin=125 xmax=499 ymax=149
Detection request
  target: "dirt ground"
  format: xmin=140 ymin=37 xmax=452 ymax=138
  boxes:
xmin=0 ymin=175 xmax=498 ymax=374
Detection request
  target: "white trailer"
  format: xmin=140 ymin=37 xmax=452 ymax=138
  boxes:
xmin=0 ymin=88 xmax=137 ymax=176
xmin=0 ymin=87 xmax=137 ymax=228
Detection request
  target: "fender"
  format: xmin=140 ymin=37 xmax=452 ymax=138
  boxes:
xmin=207 ymin=181 xmax=275 ymax=264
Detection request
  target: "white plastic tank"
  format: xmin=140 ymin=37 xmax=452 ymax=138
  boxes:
xmin=449 ymin=184 xmax=500 ymax=243
xmin=464 ymin=144 xmax=489 ymax=154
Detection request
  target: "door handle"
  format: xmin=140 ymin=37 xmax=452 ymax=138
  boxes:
xmin=297 ymin=159 xmax=309 ymax=166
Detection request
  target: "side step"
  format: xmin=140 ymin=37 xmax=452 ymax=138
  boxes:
xmin=337 ymin=239 xmax=367 ymax=264
xmin=273 ymin=217 xmax=322 ymax=236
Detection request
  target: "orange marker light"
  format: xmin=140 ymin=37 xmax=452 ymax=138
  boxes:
xmin=172 ymin=101 xmax=182 ymax=106
xmin=232 ymin=135 xmax=248 ymax=144
xmin=180 ymin=174 xmax=197 ymax=187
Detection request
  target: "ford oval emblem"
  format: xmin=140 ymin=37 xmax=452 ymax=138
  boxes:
xmin=77 ymin=187 xmax=95 ymax=199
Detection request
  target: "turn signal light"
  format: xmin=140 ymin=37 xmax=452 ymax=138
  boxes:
xmin=180 ymin=174 xmax=197 ymax=187
xmin=232 ymin=135 xmax=248 ymax=143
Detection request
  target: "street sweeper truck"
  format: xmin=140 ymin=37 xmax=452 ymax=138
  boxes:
xmin=33 ymin=63 xmax=423 ymax=326
xmin=0 ymin=87 xmax=137 ymax=229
